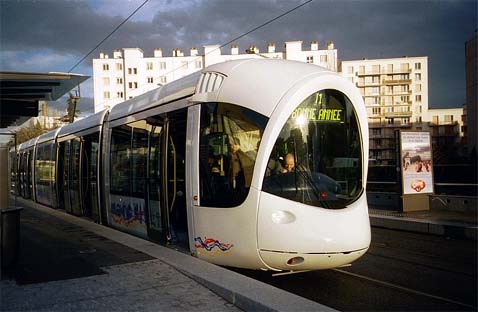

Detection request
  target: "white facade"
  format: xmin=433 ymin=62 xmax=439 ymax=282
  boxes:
xmin=341 ymin=57 xmax=463 ymax=134
xmin=341 ymin=57 xmax=430 ymax=126
xmin=92 ymin=41 xmax=338 ymax=112
xmin=341 ymin=57 xmax=463 ymax=164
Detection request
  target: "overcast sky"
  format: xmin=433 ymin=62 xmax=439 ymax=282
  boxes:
xmin=1 ymin=0 xmax=476 ymax=114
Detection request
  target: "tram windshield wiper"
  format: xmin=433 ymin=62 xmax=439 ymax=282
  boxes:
xmin=293 ymin=167 xmax=330 ymax=209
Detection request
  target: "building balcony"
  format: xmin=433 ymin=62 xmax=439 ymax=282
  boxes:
xmin=380 ymin=91 xmax=412 ymax=96
xmin=356 ymin=71 xmax=381 ymax=77
xmin=384 ymin=111 xmax=413 ymax=118
xmin=382 ymin=79 xmax=412 ymax=85
xmin=381 ymin=68 xmax=412 ymax=75
xmin=428 ymin=121 xmax=458 ymax=127
xmin=356 ymin=82 xmax=381 ymax=88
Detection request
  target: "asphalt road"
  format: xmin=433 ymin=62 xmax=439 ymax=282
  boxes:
xmin=233 ymin=227 xmax=477 ymax=311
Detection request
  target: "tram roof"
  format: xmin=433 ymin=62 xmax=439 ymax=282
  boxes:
xmin=57 ymin=109 xmax=108 ymax=139
xmin=108 ymin=59 xmax=333 ymax=122
xmin=20 ymin=136 xmax=39 ymax=150
xmin=36 ymin=127 xmax=61 ymax=144
xmin=108 ymin=72 xmax=200 ymax=122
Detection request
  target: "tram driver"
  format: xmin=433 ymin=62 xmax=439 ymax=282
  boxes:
xmin=282 ymin=153 xmax=296 ymax=173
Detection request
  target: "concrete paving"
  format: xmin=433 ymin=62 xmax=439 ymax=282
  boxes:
xmin=1 ymin=199 xmax=335 ymax=312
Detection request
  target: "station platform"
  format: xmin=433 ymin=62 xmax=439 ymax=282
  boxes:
xmin=1 ymin=198 xmax=333 ymax=312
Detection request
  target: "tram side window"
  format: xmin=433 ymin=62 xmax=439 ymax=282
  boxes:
xmin=132 ymin=126 xmax=148 ymax=196
xmin=35 ymin=142 xmax=56 ymax=206
xmin=199 ymin=102 xmax=268 ymax=207
xmin=111 ymin=125 xmax=132 ymax=196
xmin=110 ymin=122 xmax=149 ymax=197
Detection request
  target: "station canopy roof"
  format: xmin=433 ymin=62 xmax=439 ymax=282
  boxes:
xmin=0 ymin=71 xmax=89 ymax=128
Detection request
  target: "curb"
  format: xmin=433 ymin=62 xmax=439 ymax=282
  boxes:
xmin=369 ymin=214 xmax=478 ymax=241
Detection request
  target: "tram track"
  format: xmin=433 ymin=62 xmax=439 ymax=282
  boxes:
xmin=367 ymin=243 xmax=476 ymax=277
xmin=332 ymin=268 xmax=476 ymax=310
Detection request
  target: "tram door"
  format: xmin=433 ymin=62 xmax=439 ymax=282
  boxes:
xmin=146 ymin=117 xmax=165 ymax=243
xmin=165 ymin=109 xmax=188 ymax=250
xmin=146 ymin=109 xmax=189 ymax=250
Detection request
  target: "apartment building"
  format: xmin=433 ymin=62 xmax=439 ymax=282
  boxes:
xmin=341 ymin=57 xmax=463 ymax=165
xmin=93 ymin=41 xmax=337 ymax=112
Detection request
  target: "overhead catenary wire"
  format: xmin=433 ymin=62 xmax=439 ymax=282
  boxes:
xmin=87 ymin=0 xmax=314 ymax=110
xmin=67 ymin=0 xmax=150 ymax=73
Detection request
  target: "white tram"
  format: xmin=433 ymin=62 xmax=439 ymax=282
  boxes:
xmin=13 ymin=59 xmax=370 ymax=271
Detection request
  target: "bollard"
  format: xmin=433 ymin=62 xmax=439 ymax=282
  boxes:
xmin=1 ymin=207 xmax=23 ymax=276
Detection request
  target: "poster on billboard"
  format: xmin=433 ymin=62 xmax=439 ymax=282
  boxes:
xmin=400 ymin=131 xmax=434 ymax=195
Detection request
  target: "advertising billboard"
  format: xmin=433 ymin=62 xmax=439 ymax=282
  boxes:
xmin=400 ymin=131 xmax=434 ymax=195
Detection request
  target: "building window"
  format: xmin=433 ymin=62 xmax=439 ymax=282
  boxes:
xmin=160 ymin=62 xmax=166 ymax=70
xmin=128 ymin=82 xmax=138 ymax=89
xmin=103 ymin=64 xmax=109 ymax=71
xmin=146 ymin=62 xmax=153 ymax=70
xmin=387 ymin=64 xmax=393 ymax=73
xmin=181 ymin=61 xmax=189 ymax=69
xmin=373 ymin=107 xmax=380 ymax=115
xmin=348 ymin=66 xmax=354 ymax=74
xmin=195 ymin=60 xmax=202 ymax=68
xmin=416 ymin=84 xmax=422 ymax=92
xmin=103 ymin=91 xmax=110 ymax=99
xmin=415 ymin=62 xmax=421 ymax=70
xmin=116 ymin=77 xmax=123 ymax=84
xmin=147 ymin=77 xmax=153 ymax=84
xmin=400 ymin=63 xmax=409 ymax=72
xmin=116 ymin=63 xmax=123 ymax=70
xmin=415 ymin=95 xmax=422 ymax=102
xmin=117 ymin=91 xmax=123 ymax=98
xmin=445 ymin=115 xmax=453 ymax=122
xmin=372 ymin=65 xmax=380 ymax=74
xmin=160 ymin=76 xmax=166 ymax=84
xmin=320 ymin=55 xmax=328 ymax=62
xmin=359 ymin=65 xmax=365 ymax=75
xmin=103 ymin=77 xmax=110 ymax=86
xmin=128 ymin=68 xmax=137 ymax=75
xmin=415 ymin=73 xmax=421 ymax=81
xmin=306 ymin=56 xmax=314 ymax=64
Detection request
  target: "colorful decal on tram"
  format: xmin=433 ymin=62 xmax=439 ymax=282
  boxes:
xmin=194 ymin=237 xmax=234 ymax=256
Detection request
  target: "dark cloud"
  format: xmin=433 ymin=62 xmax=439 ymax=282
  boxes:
xmin=1 ymin=0 xmax=476 ymax=108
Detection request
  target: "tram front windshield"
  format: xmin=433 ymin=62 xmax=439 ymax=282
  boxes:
xmin=262 ymin=89 xmax=363 ymax=209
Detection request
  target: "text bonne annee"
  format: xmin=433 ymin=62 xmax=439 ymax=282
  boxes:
xmin=292 ymin=107 xmax=342 ymax=122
